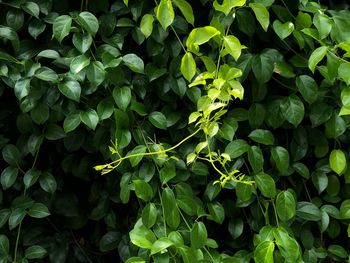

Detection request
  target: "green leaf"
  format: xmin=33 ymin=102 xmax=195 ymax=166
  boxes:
xmin=21 ymin=2 xmax=40 ymax=18
xmin=328 ymin=245 xmax=348 ymax=259
xmin=24 ymin=245 xmax=47 ymax=259
xmin=122 ymin=53 xmax=144 ymax=73
xmin=207 ymin=202 xmax=225 ymax=224
xmin=72 ymin=32 xmax=92 ymax=53
xmin=254 ymin=241 xmax=274 ymax=263
xmin=338 ymin=63 xmax=350 ymax=85
xmin=274 ymin=227 xmax=302 ymax=262
xmin=127 ymin=145 xmax=147 ymax=167
xmin=140 ymin=14 xmax=154 ymax=38
xmin=271 ymin=146 xmax=289 ymax=173
xmin=0 ymin=235 xmax=9 ymax=256
xmin=63 ymin=112 xmax=81 ymax=133
xmin=87 ymin=61 xmax=106 ymax=86
xmin=23 ymin=168 xmax=40 ymax=189
xmin=113 ymin=86 xmax=131 ymax=111
xmin=255 ymin=172 xmax=276 ymax=198
xmin=39 ymin=172 xmax=57 ymax=194
xmin=0 ymin=26 xmax=20 ymax=52
xmin=296 ymin=202 xmax=321 ymax=221
xmin=97 ymin=99 xmax=114 ymax=120
xmin=162 ymin=188 xmax=180 ymax=228
xmin=99 ymin=231 xmax=120 ymax=252
xmin=9 ymin=208 xmax=26 ymax=230
xmin=225 ymin=139 xmax=249 ymax=159
xmin=228 ymin=218 xmax=244 ymax=239
xmin=223 ymin=36 xmax=244 ymax=61
xmin=34 ymin=67 xmax=58 ymax=82
xmin=6 ymin=9 xmax=24 ymax=31
xmin=151 ymin=237 xmax=174 ymax=255
xmin=249 ymin=3 xmax=269 ymax=31
xmin=248 ymin=146 xmax=264 ymax=173
xmin=125 ymin=258 xmax=146 ymax=263
xmin=276 ymin=191 xmax=296 ymax=221
xmin=213 ymin=0 xmax=246 ymax=16
xmin=142 ymin=203 xmax=157 ymax=228
xmin=53 ymin=15 xmax=72 ymax=43
xmin=28 ymin=19 xmax=46 ymax=39
xmin=70 ymin=54 xmax=90 ymax=74
xmin=308 ymin=46 xmax=328 ymax=73
xmin=190 ymin=222 xmax=207 ymax=249
xmin=129 ymin=225 xmax=156 ymax=249
xmin=160 ymin=163 xmax=176 ymax=185
xmin=80 ymin=109 xmax=99 ymax=130
xmin=296 ymin=75 xmax=318 ymax=104
xmin=313 ymin=13 xmax=332 ymax=39
xmin=329 ymin=149 xmax=347 ymax=175
xmin=273 ymin=20 xmax=294 ymax=39
xmin=133 ymin=180 xmax=153 ymax=201
xmin=78 ymin=12 xmax=99 ymax=36
xmin=28 ymin=203 xmax=50 ymax=218
xmin=339 ymin=200 xmax=350 ymax=219
xmin=252 ymin=53 xmax=274 ymax=83
xmin=1 ymin=167 xmax=19 ymax=190
xmin=173 ymin=0 xmax=194 ymax=25
xmin=181 ymin=52 xmax=196 ymax=82
xmin=341 ymin=88 xmax=350 ymax=108
xmin=325 ymin=114 xmax=346 ymax=138
xmin=156 ymin=0 xmax=175 ymax=30
xmin=14 ymin=78 xmax=30 ymax=100
xmin=0 ymin=209 xmax=11 ymax=229
xmin=248 ymin=129 xmax=274 ymax=145
xmin=2 ymin=144 xmax=21 ymax=166
xmin=280 ymin=95 xmax=304 ymax=127
xmin=149 ymin=111 xmax=167 ymax=130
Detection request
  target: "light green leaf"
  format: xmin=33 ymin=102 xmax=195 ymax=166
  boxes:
xmin=129 ymin=225 xmax=156 ymax=249
xmin=254 ymin=241 xmax=275 ymax=263
xmin=313 ymin=13 xmax=332 ymax=39
xmin=249 ymin=3 xmax=269 ymax=31
xmin=181 ymin=52 xmax=196 ymax=82
xmin=80 ymin=109 xmax=99 ymax=130
xmin=53 ymin=15 xmax=72 ymax=43
xmin=308 ymin=46 xmax=328 ymax=73
xmin=140 ymin=14 xmax=154 ymax=38
xmin=273 ymin=20 xmax=294 ymax=39
xmin=78 ymin=11 xmax=99 ymax=36
xmin=149 ymin=111 xmax=167 ymax=129
xmin=191 ymin=222 xmax=207 ymax=249
xmin=58 ymin=80 xmax=81 ymax=102
xmin=213 ymin=0 xmax=246 ymax=16
xmin=186 ymin=26 xmax=220 ymax=50
xmin=255 ymin=172 xmax=276 ymax=198
xmin=271 ymin=146 xmax=289 ymax=173
xmin=329 ymin=149 xmax=347 ymax=175
xmin=151 ymin=237 xmax=174 ymax=255
xmin=223 ymin=35 xmax=244 ymax=61
xmin=173 ymin=0 xmax=194 ymax=25
xmin=276 ymin=190 xmax=296 ymax=221
xmin=21 ymin=2 xmax=40 ymax=18
xmin=142 ymin=203 xmax=157 ymax=228
xmin=0 ymin=26 xmax=19 ymax=52
xmin=28 ymin=203 xmax=50 ymax=218
xmin=339 ymin=200 xmax=350 ymax=219
xmin=156 ymin=0 xmax=174 ymax=30
xmin=122 ymin=53 xmax=144 ymax=73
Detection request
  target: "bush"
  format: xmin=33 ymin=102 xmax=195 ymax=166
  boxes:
xmin=1 ymin=0 xmax=350 ymax=262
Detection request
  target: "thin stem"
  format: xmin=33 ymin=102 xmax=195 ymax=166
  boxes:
xmin=271 ymin=199 xmax=279 ymax=227
xmin=281 ymin=0 xmax=296 ymax=19
xmin=13 ymin=222 xmax=23 ymax=263
xmin=70 ymin=230 xmax=93 ymax=263
xmin=171 ymin=25 xmax=187 ymax=53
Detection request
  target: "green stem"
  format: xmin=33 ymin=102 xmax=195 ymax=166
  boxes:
xmin=271 ymin=199 xmax=279 ymax=227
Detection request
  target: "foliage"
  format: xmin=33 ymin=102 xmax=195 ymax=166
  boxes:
xmin=1 ymin=0 xmax=350 ymax=262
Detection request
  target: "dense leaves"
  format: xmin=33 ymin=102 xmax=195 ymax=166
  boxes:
xmin=1 ymin=0 xmax=350 ymax=262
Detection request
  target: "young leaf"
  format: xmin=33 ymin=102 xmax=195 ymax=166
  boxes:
xmin=150 ymin=237 xmax=174 ymax=255
xmin=254 ymin=241 xmax=275 ymax=263
xmin=129 ymin=225 xmax=156 ymax=249
xmin=181 ymin=52 xmax=196 ymax=82
xmin=213 ymin=0 xmax=246 ymax=16
xmin=186 ymin=26 xmax=220 ymax=49
xmin=156 ymin=0 xmax=174 ymax=30
xmin=329 ymin=149 xmax=347 ymax=175
xmin=140 ymin=14 xmax=154 ymax=38
xmin=313 ymin=13 xmax=332 ymax=39
xmin=308 ymin=46 xmax=328 ymax=73
xmin=249 ymin=3 xmax=269 ymax=32
xmin=173 ymin=0 xmax=194 ymax=25
xmin=223 ymin=35 xmax=244 ymax=61
xmin=53 ymin=15 xmax=72 ymax=43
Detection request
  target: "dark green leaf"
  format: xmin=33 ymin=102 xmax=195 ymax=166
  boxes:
xmin=28 ymin=203 xmax=50 ymax=218
xmin=191 ymin=222 xmax=207 ymax=249
xmin=248 ymin=129 xmax=274 ymax=145
xmin=255 ymin=172 xmax=276 ymax=198
xmin=24 ymin=245 xmax=47 ymax=259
